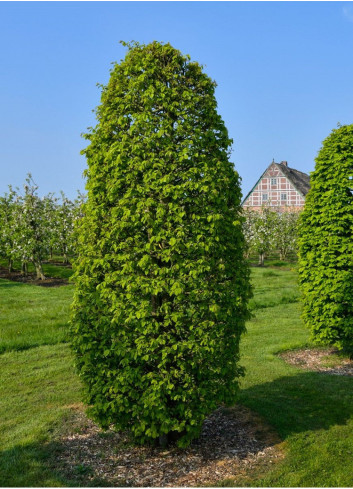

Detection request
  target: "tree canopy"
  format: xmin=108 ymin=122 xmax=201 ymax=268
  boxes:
xmin=298 ymin=124 xmax=353 ymax=354
xmin=70 ymin=41 xmax=251 ymax=446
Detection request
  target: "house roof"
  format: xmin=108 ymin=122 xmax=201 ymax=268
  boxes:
xmin=242 ymin=161 xmax=310 ymax=204
xmin=278 ymin=163 xmax=310 ymax=197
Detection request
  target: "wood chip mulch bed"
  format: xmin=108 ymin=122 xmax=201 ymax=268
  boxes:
xmin=0 ymin=267 xmax=68 ymax=287
xmin=54 ymin=405 xmax=283 ymax=487
xmin=279 ymin=348 xmax=353 ymax=376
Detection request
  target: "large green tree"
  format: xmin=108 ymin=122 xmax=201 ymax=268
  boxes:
xmin=298 ymin=124 xmax=353 ymax=354
xmin=70 ymin=41 xmax=251 ymax=446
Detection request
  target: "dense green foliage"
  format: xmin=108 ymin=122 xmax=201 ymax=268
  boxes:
xmin=298 ymin=124 xmax=353 ymax=353
xmin=70 ymin=41 xmax=251 ymax=446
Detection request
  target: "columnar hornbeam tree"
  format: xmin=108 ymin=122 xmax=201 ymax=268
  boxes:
xmin=298 ymin=124 xmax=353 ymax=355
xmin=70 ymin=41 xmax=251 ymax=447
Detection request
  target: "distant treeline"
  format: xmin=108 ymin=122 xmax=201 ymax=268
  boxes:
xmin=243 ymin=206 xmax=300 ymax=265
xmin=0 ymin=174 xmax=85 ymax=279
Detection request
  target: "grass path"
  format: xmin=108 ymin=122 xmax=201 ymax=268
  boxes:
xmin=1 ymin=266 xmax=353 ymax=486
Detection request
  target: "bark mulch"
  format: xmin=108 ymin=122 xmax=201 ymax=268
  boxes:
xmin=54 ymin=405 xmax=283 ymax=487
xmin=279 ymin=348 xmax=353 ymax=376
xmin=0 ymin=267 xmax=68 ymax=287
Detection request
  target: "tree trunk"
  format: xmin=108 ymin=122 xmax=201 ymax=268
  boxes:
xmin=158 ymin=434 xmax=168 ymax=447
xmin=258 ymin=252 xmax=265 ymax=266
xmin=8 ymin=258 xmax=13 ymax=273
xmin=157 ymin=430 xmax=185 ymax=447
xmin=21 ymin=261 xmax=28 ymax=276
xmin=33 ymin=260 xmax=45 ymax=280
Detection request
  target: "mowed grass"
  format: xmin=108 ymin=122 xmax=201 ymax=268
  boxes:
xmin=0 ymin=280 xmax=73 ymax=354
xmin=0 ymin=274 xmax=82 ymax=486
xmin=1 ymin=264 xmax=353 ymax=486
xmin=230 ymin=269 xmax=353 ymax=487
xmin=0 ymin=345 xmax=82 ymax=486
xmin=249 ymin=267 xmax=300 ymax=310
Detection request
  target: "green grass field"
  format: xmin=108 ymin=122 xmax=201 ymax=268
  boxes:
xmin=0 ymin=280 xmax=73 ymax=354
xmin=1 ymin=263 xmax=353 ymax=486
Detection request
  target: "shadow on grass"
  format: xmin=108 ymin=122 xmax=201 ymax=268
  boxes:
xmin=240 ymin=370 xmax=353 ymax=438
xmin=0 ymin=280 xmax=24 ymax=288
xmin=0 ymin=441 xmax=111 ymax=487
xmin=0 ymin=337 xmax=69 ymax=356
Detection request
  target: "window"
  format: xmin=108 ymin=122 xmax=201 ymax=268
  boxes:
xmin=281 ymin=193 xmax=287 ymax=201
xmin=262 ymin=193 xmax=268 ymax=201
xmin=271 ymin=178 xmax=277 ymax=185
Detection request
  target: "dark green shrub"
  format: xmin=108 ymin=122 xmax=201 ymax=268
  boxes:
xmin=70 ymin=41 xmax=251 ymax=446
xmin=298 ymin=124 xmax=353 ymax=354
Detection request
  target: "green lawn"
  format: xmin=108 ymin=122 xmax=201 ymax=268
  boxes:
xmin=235 ymin=269 xmax=353 ymax=487
xmin=249 ymin=267 xmax=300 ymax=311
xmin=1 ymin=264 xmax=353 ymax=486
xmin=236 ymin=302 xmax=353 ymax=486
xmin=0 ymin=345 xmax=81 ymax=487
xmin=0 ymin=280 xmax=73 ymax=354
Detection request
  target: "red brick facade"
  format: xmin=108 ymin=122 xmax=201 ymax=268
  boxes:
xmin=242 ymin=161 xmax=310 ymax=212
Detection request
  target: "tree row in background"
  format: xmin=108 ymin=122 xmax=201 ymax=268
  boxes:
xmin=0 ymin=175 xmax=301 ymax=280
xmin=243 ymin=206 xmax=300 ymax=265
xmin=0 ymin=174 xmax=85 ymax=279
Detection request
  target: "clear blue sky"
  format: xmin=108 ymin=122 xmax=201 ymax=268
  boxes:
xmin=1 ymin=1 xmax=353 ymax=200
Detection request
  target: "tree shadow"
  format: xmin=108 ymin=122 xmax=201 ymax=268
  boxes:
xmin=0 ymin=440 xmax=111 ymax=487
xmin=0 ymin=270 xmax=69 ymax=287
xmin=239 ymin=370 xmax=353 ymax=438
xmin=0 ymin=280 xmax=25 ymax=288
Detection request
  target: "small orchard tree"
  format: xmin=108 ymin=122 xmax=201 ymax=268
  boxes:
xmin=46 ymin=193 xmax=59 ymax=260
xmin=13 ymin=175 xmax=52 ymax=280
xmin=298 ymin=124 xmax=353 ymax=355
xmin=51 ymin=191 xmax=77 ymax=263
xmin=0 ymin=187 xmax=17 ymax=272
xmin=272 ymin=209 xmax=299 ymax=261
xmin=242 ymin=208 xmax=255 ymax=259
xmin=243 ymin=206 xmax=300 ymax=263
xmin=251 ymin=205 xmax=276 ymax=266
xmin=71 ymin=41 xmax=252 ymax=447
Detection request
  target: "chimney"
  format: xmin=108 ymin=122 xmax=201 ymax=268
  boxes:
xmin=280 ymin=160 xmax=288 ymax=167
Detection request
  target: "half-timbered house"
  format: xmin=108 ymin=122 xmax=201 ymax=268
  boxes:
xmin=242 ymin=160 xmax=310 ymax=211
